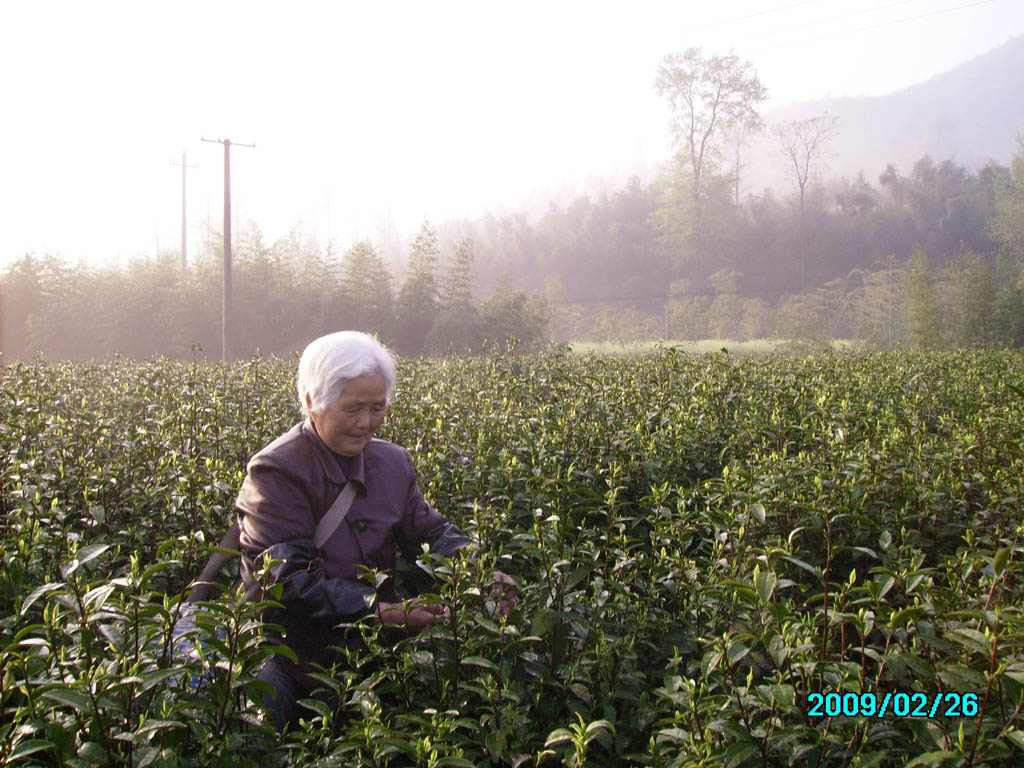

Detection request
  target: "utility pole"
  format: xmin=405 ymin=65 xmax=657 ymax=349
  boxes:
xmin=170 ymin=150 xmax=197 ymax=278
xmin=201 ymin=137 xmax=254 ymax=363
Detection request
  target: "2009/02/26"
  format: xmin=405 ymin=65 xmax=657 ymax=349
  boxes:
xmin=807 ymin=691 xmax=979 ymax=719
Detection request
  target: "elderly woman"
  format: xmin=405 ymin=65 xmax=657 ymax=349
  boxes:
xmin=236 ymin=331 xmax=493 ymax=731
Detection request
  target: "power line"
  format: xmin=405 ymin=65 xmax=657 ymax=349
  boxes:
xmin=549 ymin=267 xmax=907 ymax=306
xmin=708 ymin=0 xmax=826 ymax=27
xmin=551 ymin=286 xmax=812 ymax=305
xmin=709 ymin=0 xmax=1001 ymax=52
xmin=812 ymin=0 xmax=997 ymax=40
xmin=793 ymin=0 xmax=921 ymax=29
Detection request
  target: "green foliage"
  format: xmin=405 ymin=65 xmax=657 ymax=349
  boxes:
xmin=905 ymin=246 xmax=941 ymax=349
xmin=990 ymin=254 xmax=1024 ymax=347
xmin=654 ymin=47 xmax=767 ymax=220
xmin=952 ymin=250 xmax=999 ymax=348
xmin=397 ymin=221 xmax=443 ymax=357
xmin=3 ymin=350 xmax=1024 ymax=765
xmin=990 ymin=135 xmax=1024 ymax=257
xmin=3 ymin=141 xmax=1019 ymax=356
xmin=341 ymin=239 xmax=396 ymax=340
xmin=0 ymin=221 xmax=550 ymax=362
xmin=475 ymin=289 xmax=550 ymax=352
xmin=651 ymin=47 xmax=766 ymax=291
xmin=428 ymin=237 xmax=481 ymax=355
xmin=772 ymin=114 xmax=840 ymax=288
xmin=899 ymin=246 xmax=1024 ymax=350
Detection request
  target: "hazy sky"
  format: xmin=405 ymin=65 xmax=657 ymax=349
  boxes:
xmin=2 ymin=0 xmax=1022 ymax=269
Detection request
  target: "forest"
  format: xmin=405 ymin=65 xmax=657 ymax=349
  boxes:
xmin=2 ymin=49 xmax=1024 ymax=360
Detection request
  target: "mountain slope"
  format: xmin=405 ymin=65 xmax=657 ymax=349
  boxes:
xmin=744 ymin=34 xmax=1024 ymax=193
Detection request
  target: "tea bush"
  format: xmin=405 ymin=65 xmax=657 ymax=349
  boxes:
xmin=2 ymin=349 xmax=1022 ymax=766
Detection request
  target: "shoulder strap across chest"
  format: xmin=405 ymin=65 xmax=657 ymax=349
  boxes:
xmin=313 ymin=481 xmax=357 ymax=548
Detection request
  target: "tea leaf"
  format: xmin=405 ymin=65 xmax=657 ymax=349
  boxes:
xmin=7 ymin=740 xmax=55 ymax=761
xmin=20 ymin=582 xmax=64 ymax=615
xmin=42 ymin=688 xmax=92 ymax=710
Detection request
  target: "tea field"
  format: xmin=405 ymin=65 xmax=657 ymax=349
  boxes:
xmin=2 ymin=349 xmax=1023 ymax=767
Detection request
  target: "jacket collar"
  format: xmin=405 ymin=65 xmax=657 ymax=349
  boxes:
xmin=300 ymin=419 xmax=367 ymax=489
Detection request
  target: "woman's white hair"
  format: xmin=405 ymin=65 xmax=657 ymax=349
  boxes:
xmin=297 ymin=331 xmax=396 ymax=418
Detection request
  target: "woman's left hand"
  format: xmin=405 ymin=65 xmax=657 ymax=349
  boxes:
xmin=489 ymin=571 xmax=519 ymax=619
xmin=376 ymin=598 xmax=449 ymax=632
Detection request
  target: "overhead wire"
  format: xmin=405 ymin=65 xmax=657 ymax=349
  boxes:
xmin=547 ymin=283 xmax=854 ymax=305
xmin=706 ymin=0 xmax=826 ymax=27
xmin=794 ymin=0 xmax=998 ymax=41
xmin=793 ymin=0 xmax=922 ymax=28
xmin=701 ymin=0 xmax=1001 ymax=48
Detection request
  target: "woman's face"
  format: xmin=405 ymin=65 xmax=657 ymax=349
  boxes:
xmin=309 ymin=374 xmax=389 ymax=456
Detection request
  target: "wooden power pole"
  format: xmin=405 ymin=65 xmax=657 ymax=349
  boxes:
xmin=201 ymin=136 xmax=254 ymax=363
xmin=171 ymin=150 xmax=197 ymax=278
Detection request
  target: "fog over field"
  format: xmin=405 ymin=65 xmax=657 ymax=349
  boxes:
xmin=2 ymin=0 xmax=1022 ymax=268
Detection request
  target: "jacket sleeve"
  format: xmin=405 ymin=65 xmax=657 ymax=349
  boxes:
xmin=393 ymin=448 xmax=474 ymax=562
xmin=238 ymin=461 xmax=375 ymax=620
xmin=260 ymin=539 xmax=375 ymax=619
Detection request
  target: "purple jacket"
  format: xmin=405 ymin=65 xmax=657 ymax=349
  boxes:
xmin=236 ymin=420 xmax=471 ymax=660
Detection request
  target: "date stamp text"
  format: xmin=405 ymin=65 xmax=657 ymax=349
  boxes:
xmin=806 ymin=691 xmax=978 ymax=719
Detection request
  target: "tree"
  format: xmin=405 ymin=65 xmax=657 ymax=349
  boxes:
xmin=113 ymin=251 xmax=192 ymax=357
xmin=706 ymin=268 xmax=742 ymax=339
xmin=904 ymin=245 xmax=942 ymax=349
xmin=727 ymin=111 xmax=764 ymax=206
xmin=991 ymin=135 xmax=1024 ymax=257
xmin=232 ymin=222 xmax=311 ymax=356
xmin=654 ymin=48 xmax=767 ymax=221
xmin=341 ymin=240 xmax=395 ymax=340
xmin=477 ymin=287 xmax=549 ymax=350
xmin=273 ymin=223 xmax=338 ymax=341
xmin=833 ymin=173 xmax=877 ymax=217
xmin=652 ymin=49 xmax=766 ymax=285
xmin=440 ymin=236 xmax=475 ymax=312
xmin=880 ymin=157 xmax=999 ymax=262
xmin=951 ymin=250 xmax=996 ymax=347
xmin=1 ymin=254 xmax=43 ymax=358
xmin=772 ymin=113 xmax=839 ymax=287
xmin=990 ymin=253 xmax=1024 ymax=347
xmin=429 ymin=236 xmax=480 ymax=353
xmin=844 ymin=258 xmax=904 ymax=348
xmin=666 ymin=278 xmax=709 ymax=341
xmin=396 ymin=221 xmax=441 ymax=356
xmin=738 ymin=297 xmax=773 ymax=341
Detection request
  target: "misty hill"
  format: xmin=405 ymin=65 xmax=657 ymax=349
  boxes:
xmin=743 ymin=33 xmax=1024 ymax=194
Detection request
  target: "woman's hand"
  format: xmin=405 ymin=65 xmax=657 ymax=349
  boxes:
xmin=375 ymin=598 xmax=449 ymax=632
xmin=376 ymin=571 xmax=519 ymax=629
xmin=489 ymin=571 xmax=519 ymax=619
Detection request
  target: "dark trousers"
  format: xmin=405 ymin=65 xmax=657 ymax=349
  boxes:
xmin=257 ymin=626 xmax=406 ymax=732
xmin=257 ymin=655 xmax=338 ymax=733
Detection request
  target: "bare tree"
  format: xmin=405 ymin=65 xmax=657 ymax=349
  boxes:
xmin=772 ymin=113 xmax=839 ymax=287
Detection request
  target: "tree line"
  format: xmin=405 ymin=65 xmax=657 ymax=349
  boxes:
xmin=0 ymin=222 xmax=550 ymax=360
xmin=443 ymin=146 xmax=1023 ymax=349
xmin=443 ymin=47 xmax=1024 ymax=349
xmin=3 ymin=47 xmax=1024 ymax=358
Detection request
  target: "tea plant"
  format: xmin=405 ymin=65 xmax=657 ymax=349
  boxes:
xmin=2 ymin=349 xmax=1023 ymax=766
